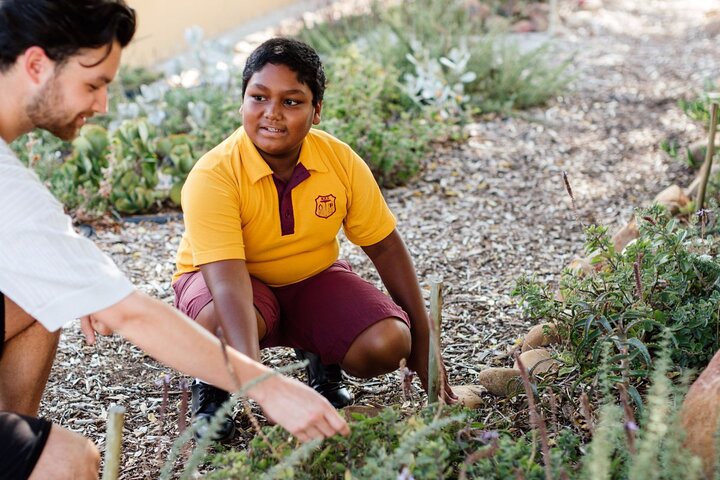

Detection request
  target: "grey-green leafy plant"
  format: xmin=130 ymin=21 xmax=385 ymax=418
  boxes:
xmin=581 ymin=332 xmax=704 ymax=480
xmin=514 ymin=205 xmax=720 ymax=390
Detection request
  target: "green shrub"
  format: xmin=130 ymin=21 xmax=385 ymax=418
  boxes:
xmin=580 ymin=334 xmax=703 ymax=480
xmin=320 ymin=46 xmax=439 ymax=186
xmin=678 ymin=86 xmax=720 ymax=127
xmin=117 ymin=65 xmax=163 ymax=98
xmin=466 ymin=37 xmax=572 ymax=112
xmin=297 ymin=0 xmax=571 ymax=114
xmin=514 ymin=205 xmax=720 ymax=388
xmin=202 ymin=405 xmax=585 ymax=479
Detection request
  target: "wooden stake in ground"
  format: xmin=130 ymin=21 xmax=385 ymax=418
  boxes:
xmin=695 ymin=95 xmax=719 ymax=212
xmin=428 ymin=280 xmax=443 ymax=403
xmin=549 ymin=0 xmax=559 ymax=35
xmin=102 ymin=405 xmax=126 ymax=480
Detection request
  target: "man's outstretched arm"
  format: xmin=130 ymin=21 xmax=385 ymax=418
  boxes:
xmin=83 ymin=291 xmax=349 ymax=442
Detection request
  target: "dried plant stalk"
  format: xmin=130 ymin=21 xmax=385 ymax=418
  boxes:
xmin=217 ymin=328 xmax=276 ymax=455
xmin=695 ymin=100 xmax=719 ymax=211
xmin=515 ymin=353 xmax=553 ymax=480
xmin=102 ymin=405 xmax=126 ymax=480
xmin=428 ymin=280 xmax=444 ymax=403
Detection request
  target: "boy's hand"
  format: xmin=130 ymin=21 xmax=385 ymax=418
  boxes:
xmin=411 ymin=354 xmax=458 ymax=405
xmin=250 ymin=374 xmax=350 ymax=442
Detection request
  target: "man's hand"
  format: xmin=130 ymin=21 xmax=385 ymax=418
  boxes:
xmin=80 ymin=315 xmax=113 ymax=345
xmin=250 ymin=374 xmax=350 ymax=442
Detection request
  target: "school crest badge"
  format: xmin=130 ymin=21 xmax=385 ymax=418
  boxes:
xmin=315 ymin=194 xmax=336 ymax=219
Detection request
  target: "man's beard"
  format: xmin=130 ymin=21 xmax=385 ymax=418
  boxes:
xmin=26 ymin=76 xmax=85 ymax=141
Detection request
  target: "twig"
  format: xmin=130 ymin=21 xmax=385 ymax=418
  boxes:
xmin=399 ymin=358 xmax=416 ymax=402
xmin=428 ymin=280 xmax=444 ymax=404
xmin=547 ymin=388 xmax=559 ymax=434
xmin=458 ymin=438 xmax=499 ymax=480
xmin=562 ymin=171 xmax=584 ymax=230
xmin=157 ymin=374 xmax=170 ymax=432
xmin=515 ymin=353 xmax=553 ymax=480
xmin=617 ymin=383 xmax=638 ymax=455
xmin=633 ymin=253 xmax=643 ymax=303
xmin=695 ymin=96 xmax=719 ymax=211
xmin=217 ymin=328 xmax=276 ymax=456
xmin=579 ymin=392 xmax=594 ymax=435
xmin=178 ymin=380 xmax=188 ymax=434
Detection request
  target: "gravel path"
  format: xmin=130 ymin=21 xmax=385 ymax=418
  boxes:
xmin=39 ymin=0 xmax=720 ymax=477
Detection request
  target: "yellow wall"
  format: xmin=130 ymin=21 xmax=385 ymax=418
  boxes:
xmin=124 ymin=0 xmax=297 ymax=67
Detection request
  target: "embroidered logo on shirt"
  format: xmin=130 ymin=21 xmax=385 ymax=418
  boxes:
xmin=315 ymin=194 xmax=336 ymax=219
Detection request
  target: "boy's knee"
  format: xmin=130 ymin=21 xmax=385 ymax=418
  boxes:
xmin=378 ymin=319 xmax=412 ymax=363
xmin=344 ymin=318 xmax=411 ymax=377
xmin=30 ymin=425 xmax=100 ymax=480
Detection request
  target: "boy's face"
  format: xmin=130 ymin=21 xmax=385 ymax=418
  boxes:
xmin=26 ymin=42 xmax=121 ymax=140
xmin=242 ymin=63 xmax=321 ymax=165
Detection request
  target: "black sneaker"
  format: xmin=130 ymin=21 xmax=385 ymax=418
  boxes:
xmin=190 ymin=380 xmax=236 ymax=442
xmin=294 ymin=349 xmax=353 ymax=409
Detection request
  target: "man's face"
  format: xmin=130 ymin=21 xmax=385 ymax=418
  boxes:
xmin=242 ymin=63 xmax=322 ymax=165
xmin=26 ymin=42 xmax=121 ymax=140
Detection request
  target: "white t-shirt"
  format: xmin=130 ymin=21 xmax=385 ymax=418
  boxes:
xmin=0 ymin=137 xmax=134 ymax=331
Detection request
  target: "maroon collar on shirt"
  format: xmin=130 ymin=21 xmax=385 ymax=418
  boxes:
xmin=272 ymin=163 xmax=311 ymax=236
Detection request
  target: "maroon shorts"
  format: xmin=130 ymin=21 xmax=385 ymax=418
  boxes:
xmin=172 ymin=261 xmax=410 ymax=364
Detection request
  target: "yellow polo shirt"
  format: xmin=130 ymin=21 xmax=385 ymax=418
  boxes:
xmin=173 ymin=127 xmax=396 ymax=286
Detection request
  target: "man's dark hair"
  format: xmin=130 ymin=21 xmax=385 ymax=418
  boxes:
xmin=242 ymin=38 xmax=326 ymax=106
xmin=0 ymin=0 xmax=136 ymax=72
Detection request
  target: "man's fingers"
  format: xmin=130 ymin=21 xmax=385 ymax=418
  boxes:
xmin=300 ymin=426 xmax=325 ymax=442
xmin=328 ymin=411 xmax=350 ymax=436
xmin=296 ymin=410 xmax=349 ymax=442
xmin=80 ymin=317 xmax=96 ymax=345
xmin=91 ymin=318 xmax=113 ymax=336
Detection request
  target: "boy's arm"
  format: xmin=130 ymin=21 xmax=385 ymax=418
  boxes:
xmin=199 ymin=259 xmax=262 ymax=360
xmin=361 ymin=229 xmax=457 ymax=403
xmin=84 ymin=290 xmax=349 ymax=441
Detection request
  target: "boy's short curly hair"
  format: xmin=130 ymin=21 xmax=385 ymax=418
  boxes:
xmin=242 ymin=38 xmax=325 ymax=106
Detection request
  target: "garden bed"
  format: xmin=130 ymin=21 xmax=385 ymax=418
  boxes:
xmin=37 ymin=0 xmax=720 ymax=477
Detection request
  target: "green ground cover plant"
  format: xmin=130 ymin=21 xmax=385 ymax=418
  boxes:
xmin=514 ymin=204 xmax=720 ymax=394
xmin=661 ymin=83 xmax=720 ymax=178
xmin=175 ymin=334 xmax=701 ymax=479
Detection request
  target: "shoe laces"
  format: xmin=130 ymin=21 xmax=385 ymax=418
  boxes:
xmin=195 ymin=383 xmax=229 ymax=411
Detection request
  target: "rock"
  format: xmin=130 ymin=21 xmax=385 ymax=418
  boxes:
xmin=681 ymin=349 xmax=720 ymax=477
xmin=522 ymin=323 xmax=560 ymax=352
xmin=477 ymin=368 xmax=522 ymax=397
xmin=462 ymin=0 xmax=491 ymax=22
xmin=578 ymin=0 xmax=603 ymax=11
xmin=687 ymin=140 xmax=708 ymax=167
xmin=612 ymin=217 xmax=639 ymax=253
xmin=452 ymin=385 xmax=485 ymax=409
xmin=525 ymin=2 xmax=549 ymax=31
xmin=513 ymin=348 xmax=559 ymax=375
xmin=704 ymin=18 xmax=720 ymax=37
xmin=653 ymin=185 xmax=690 ymax=215
xmin=342 ymin=405 xmax=384 ymax=419
xmin=567 ymin=257 xmax=594 ymax=276
xmin=512 ymin=19 xmax=536 ymax=33
xmin=486 ymin=15 xmax=511 ymax=32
